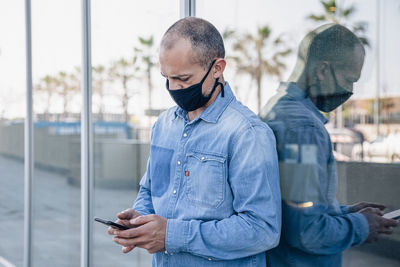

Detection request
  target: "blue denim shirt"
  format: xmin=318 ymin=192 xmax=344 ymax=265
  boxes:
xmin=259 ymin=82 xmax=369 ymax=267
xmin=133 ymin=82 xmax=281 ymax=267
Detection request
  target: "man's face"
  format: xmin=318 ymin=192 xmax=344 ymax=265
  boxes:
xmin=322 ymin=44 xmax=365 ymax=96
xmin=311 ymin=44 xmax=365 ymax=112
xmin=330 ymin=45 xmax=365 ymax=93
xmin=159 ymin=37 xmax=215 ymax=95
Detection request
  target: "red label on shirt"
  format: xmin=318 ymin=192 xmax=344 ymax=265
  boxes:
xmin=185 ymin=170 xmax=190 ymax=176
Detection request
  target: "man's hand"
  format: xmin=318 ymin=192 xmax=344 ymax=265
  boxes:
xmin=110 ymin=214 xmax=167 ymax=254
xmin=107 ymin=209 xmax=142 ymax=253
xmin=348 ymin=202 xmax=386 ymax=213
xmin=359 ymin=207 xmax=398 ymax=242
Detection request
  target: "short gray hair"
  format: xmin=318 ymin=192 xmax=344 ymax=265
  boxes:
xmin=161 ymin=17 xmax=225 ymax=69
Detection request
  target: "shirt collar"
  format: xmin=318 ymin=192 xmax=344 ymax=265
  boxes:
xmin=173 ymin=82 xmax=234 ymax=123
xmin=280 ymin=82 xmax=328 ymax=124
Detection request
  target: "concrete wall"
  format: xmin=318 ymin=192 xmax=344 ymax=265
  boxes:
xmin=0 ymin=123 xmax=150 ymax=189
xmin=337 ymin=161 xmax=400 ymax=210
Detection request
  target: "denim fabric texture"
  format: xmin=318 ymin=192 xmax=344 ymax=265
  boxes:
xmin=133 ymin=82 xmax=281 ymax=267
xmin=259 ymin=82 xmax=369 ymax=267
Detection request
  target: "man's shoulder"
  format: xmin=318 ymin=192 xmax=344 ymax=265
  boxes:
xmin=222 ymin=99 xmax=273 ymax=136
xmin=262 ymin=94 xmax=319 ymax=127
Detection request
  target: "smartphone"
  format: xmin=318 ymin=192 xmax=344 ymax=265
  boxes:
xmin=383 ymin=209 xmax=400 ymax=220
xmin=94 ymin=217 xmax=130 ymax=230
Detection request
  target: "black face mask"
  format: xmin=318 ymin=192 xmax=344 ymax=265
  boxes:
xmin=309 ymin=65 xmax=353 ymax=112
xmin=166 ymin=60 xmax=224 ymax=112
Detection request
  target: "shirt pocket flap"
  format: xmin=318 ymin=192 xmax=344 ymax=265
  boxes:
xmin=186 ymin=151 xmax=226 ymax=164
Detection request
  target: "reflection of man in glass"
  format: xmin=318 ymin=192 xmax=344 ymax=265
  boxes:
xmin=259 ymin=24 xmax=398 ymax=266
xmin=108 ymin=17 xmax=282 ymax=266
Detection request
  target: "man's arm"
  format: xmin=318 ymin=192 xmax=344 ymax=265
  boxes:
xmin=282 ymin=202 xmax=369 ymax=255
xmin=133 ymin=158 xmax=155 ymax=215
xmin=133 ymin=123 xmax=157 ymax=215
xmin=164 ymin=124 xmax=281 ymax=260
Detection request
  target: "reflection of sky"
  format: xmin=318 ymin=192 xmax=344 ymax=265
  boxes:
xmin=0 ymin=0 xmax=399 ymax=118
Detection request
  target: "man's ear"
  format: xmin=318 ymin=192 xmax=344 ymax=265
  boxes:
xmin=315 ymin=61 xmax=329 ymax=81
xmin=213 ymin=58 xmax=226 ymax=78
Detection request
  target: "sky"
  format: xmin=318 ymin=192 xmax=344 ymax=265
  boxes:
xmin=0 ymin=0 xmax=399 ymax=120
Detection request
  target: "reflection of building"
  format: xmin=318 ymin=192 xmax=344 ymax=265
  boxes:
xmin=344 ymin=96 xmax=400 ymax=124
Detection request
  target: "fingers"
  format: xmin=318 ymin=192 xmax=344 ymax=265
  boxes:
xmin=113 ymin=235 xmax=147 ymax=247
xmin=381 ymin=218 xmax=399 ymax=228
xmin=130 ymin=214 xmax=156 ymax=226
xmin=114 ymin=227 xmax=144 ymax=239
xmin=378 ymin=227 xmax=394 ymax=235
xmin=122 ymin=246 xmax=135 ymax=253
xmin=360 ymin=207 xmax=384 ymax=216
xmin=363 ymin=202 xmax=386 ymax=210
xmin=117 ymin=209 xmax=135 ymax=220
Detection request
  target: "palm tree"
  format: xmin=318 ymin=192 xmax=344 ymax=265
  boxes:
xmin=307 ymin=0 xmax=369 ymax=46
xmin=55 ymin=71 xmax=80 ymax=118
xmin=34 ymin=75 xmax=58 ymax=115
xmin=229 ymin=26 xmax=291 ymax=112
xmin=108 ymin=57 xmax=139 ymax=122
xmin=92 ymin=65 xmax=107 ymax=120
xmin=134 ymin=36 xmax=157 ymax=121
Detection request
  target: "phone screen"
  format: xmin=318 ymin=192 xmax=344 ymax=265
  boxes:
xmin=94 ymin=217 xmax=130 ymax=230
xmin=383 ymin=209 xmax=400 ymax=220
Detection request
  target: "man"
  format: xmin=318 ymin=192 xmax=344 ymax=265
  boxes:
xmin=108 ymin=17 xmax=281 ymax=266
xmin=259 ymin=24 xmax=398 ymax=266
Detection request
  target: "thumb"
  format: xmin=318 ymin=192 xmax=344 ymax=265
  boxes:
xmin=130 ymin=214 xmax=154 ymax=226
xmin=117 ymin=209 xmax=134 ymax=220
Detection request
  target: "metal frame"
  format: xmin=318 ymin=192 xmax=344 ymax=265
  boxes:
xmin=81 ymin=0 xmax=94 ymax=266
xmin=22 ymin=0 xmax=194 ymax=266
xmin=180 ymin=0 xmax=196 ymax=17
xmin=23 ymin=0 xmax=33 ymax=266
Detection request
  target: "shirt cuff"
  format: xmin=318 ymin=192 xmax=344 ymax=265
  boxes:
xmin=348 ymin=212 xmax=370 ymax=245
xmin=340 ymin=205 xmax=350 ymax=214
xmin=165 ymin=219 xmax=190 ymax=253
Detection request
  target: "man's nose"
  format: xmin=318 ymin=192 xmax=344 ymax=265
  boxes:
xmin=168 ymin=80 xmax=185 ymax=90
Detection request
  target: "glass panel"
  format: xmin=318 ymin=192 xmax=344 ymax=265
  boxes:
xmin=197 ymin=0 xmax=400 ymax=266
xmin=31 ymin=0 xmax=81 ymax=265
xmin=0 ymin=1 xmax=25 ymax=266
xmin=91 ymin=1 xmax=178 ymax=266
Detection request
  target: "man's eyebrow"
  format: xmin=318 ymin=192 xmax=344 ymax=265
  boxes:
xmin=160 ymin=72 xmax=192 ymax=78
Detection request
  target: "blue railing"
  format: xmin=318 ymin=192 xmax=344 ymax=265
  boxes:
xmin=34 ymin=121 xmax=131 ymax=139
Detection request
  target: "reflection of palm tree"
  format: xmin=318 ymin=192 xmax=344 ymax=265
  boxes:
xmin=92 ymin=65 xmax=107 ymax=120
xmin=35 ymin=75 xmax=58 ymax=115
xmin=109 ymin=58 xmax=138 ymax=122
xmin=135 ymin=36 xmax=156 ymax=119
xmin=229 ymin=26 xmax=291 ymax=112
xmin=56 ymin=71 xmax=80 ymax=118
xmin=307 ymin=0 xmax=369 ymax=46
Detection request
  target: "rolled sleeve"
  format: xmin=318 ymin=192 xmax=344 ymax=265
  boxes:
xmin=165 ymin=219 xmax=190 ymax=253
xmin=347 ymin=212 xmax=370 ymax=245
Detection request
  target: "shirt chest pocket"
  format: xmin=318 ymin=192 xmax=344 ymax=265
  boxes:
xmin=184 ymin=151 xmax=227 ymax=208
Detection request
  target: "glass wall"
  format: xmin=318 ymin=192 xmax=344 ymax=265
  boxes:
xmin=31 ymin=0 xmax=81 ymax=265
xmin=0 ymin=1 xmax=25 ymax=266
xmin=90 ymin=1 xmax=178 ymax=266
xmin=1 ymin=0 xmax=399 ymax=266
xmin=197 ymin=0 xmax=400 ymax=266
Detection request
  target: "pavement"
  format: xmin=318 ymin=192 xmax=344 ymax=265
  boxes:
xmin=0 ymin=155 xmax=399 ymax=267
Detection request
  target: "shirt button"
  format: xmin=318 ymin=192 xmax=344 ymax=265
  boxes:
xmin=173 ymin=190 xmax=177 ymax=194
xmin=183 ymin=133 xmax=188 ymax=137
xmin=170 ymin=253 xmax=174 ymax=256
xmin=177 ymin=161 xmax=181 ymax=165
xmin=201 ymin=156 xmax=205 ymax=161
xmin=208 ymin=258 xmax=212 ymax=261
xmin=164 ymin=250 xmax=168 ymax=254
